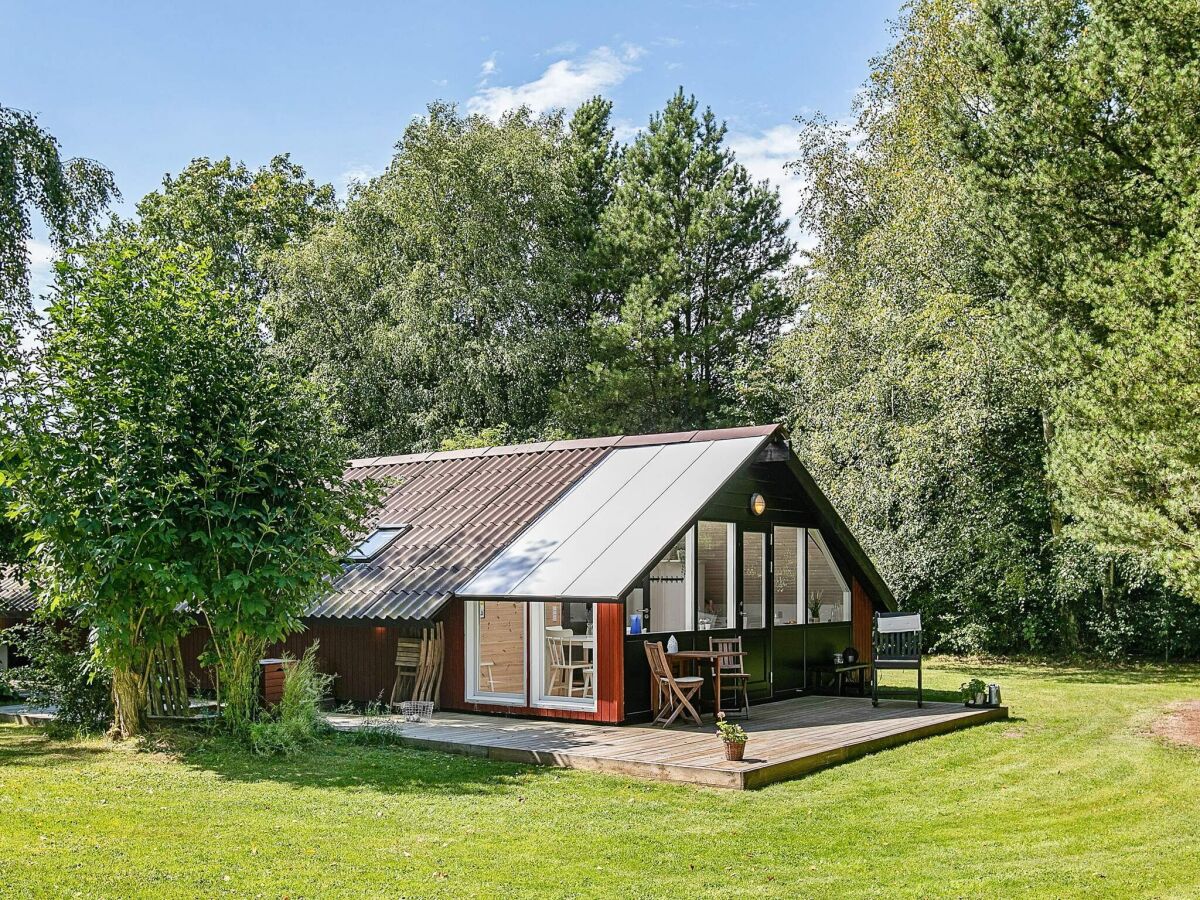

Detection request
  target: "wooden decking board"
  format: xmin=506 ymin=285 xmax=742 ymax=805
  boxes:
xmin=327 ymin=696 xmax=1007 ymax=789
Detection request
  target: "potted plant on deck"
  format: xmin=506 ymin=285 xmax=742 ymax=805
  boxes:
xmin=716 ymin=711 xmax=748 ymax=761
xmin=961 ymin=678 xmax=988 ymax=706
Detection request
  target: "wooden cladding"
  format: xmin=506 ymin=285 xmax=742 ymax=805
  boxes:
xmin=181 ymin=620 xmax=415 ymax=704
xmin=852 ymin=578 xmax=873 ymax=662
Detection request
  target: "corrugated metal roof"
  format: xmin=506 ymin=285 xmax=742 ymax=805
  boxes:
xmin=458 ymin=434 xmax=772 ymax=601
xmin=310 ymin=444 xmax=609 ymax=621
xmin=0 ymin=568 xmax=35 ymax=617
xmin=321 ymin=424 xmax=781 ymax=620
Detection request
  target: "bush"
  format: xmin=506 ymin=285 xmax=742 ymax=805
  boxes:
xmin=247 ymin=643 xmax=333 ymax=756
xmin=0 ymin=620 xmax=112 ymax=735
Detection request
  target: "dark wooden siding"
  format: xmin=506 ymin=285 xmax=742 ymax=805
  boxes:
xmin=182 ymin=619 xmax=422 ymax=704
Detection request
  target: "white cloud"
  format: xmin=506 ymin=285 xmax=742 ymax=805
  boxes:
xmin=468 ymin=45 xmax=642 ymax=119
xmin=611 ymin=118 xmax=643 ymax=143
xmin=727 ymin=124 xmax=815 ymax=253
xmin=540 ymin=41 xmax=578 ymax=57
xmin=478 ymin=52 xmax=498 ymax=83
xmin=337 ymin=164 xmax=382 ymax=197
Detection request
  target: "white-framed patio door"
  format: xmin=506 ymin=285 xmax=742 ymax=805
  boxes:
xmin=464 ymin=599 xmax=598 ymax=712
xmin=464 ymin=599 xmax=527 ymax=706
xmin=529 ymin=601 xmax=597 ymax=712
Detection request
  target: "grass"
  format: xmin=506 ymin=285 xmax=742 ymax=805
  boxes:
xmin=1 ymin=658 xmax=1198 ymax=899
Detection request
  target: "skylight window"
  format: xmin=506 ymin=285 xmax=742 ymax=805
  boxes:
xmin=345 ymin=524 xmax=409 ymax=562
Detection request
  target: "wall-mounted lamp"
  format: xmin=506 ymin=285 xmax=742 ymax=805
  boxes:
xmin=750 ymin=492 xmax=767 ymax=516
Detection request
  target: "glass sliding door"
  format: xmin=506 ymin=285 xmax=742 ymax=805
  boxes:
xmin=532 ymin=601 xmax=596 ymax=710
xmin=465 ymin=599 xmax=526 ymax=705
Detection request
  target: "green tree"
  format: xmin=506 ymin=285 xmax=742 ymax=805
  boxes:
xmin=777 ymin=0 xmax=1061 ymax=652
xmin=776 ymin=0 xmax=1194 ymax=655
xmin=270 ymin=103 xmax=593 ymax=454
xmin=942 ymin=0 xmax=1200 ymax=598
xmin=555 ymin=89 xmax=795 ymax=435
xmin=16 ymin=234 xmax=374 ymax=737
xmin=0 ymin=106 xmax=116 ymax=570
xmin=135 ymin=154 xmax=334 ymax=301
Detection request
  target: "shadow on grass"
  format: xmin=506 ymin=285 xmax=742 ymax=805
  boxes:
xmin=0 ymin=726 xmax=114 ymax=768
xmin=932 ymin=658 xmax=1200 ymax=686
xmin=156 ymin=727 xmax=549 ymax=799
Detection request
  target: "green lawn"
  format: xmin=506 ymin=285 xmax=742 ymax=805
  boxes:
xmin=2 ymin=659 xmax=1198 ymax=899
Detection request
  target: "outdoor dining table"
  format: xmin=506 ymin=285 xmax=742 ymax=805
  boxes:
xmin=652 ymin=649 xmax=748 ymax=720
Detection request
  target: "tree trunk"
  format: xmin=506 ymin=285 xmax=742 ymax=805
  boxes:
xmin=109 ymin=664 xmax=145 ymax=740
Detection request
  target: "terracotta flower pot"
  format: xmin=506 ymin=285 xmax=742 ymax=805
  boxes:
xmin=723 ymin=740 xmax=746 ymax=761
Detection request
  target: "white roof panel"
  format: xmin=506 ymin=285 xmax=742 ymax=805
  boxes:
xmin=457 ymin=444 xmax=661 ymax=596
xmin=458 ymin=435 xmax=767 ymax=600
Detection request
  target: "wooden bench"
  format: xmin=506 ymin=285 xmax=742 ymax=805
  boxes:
xmin=808 ymin=662 xmax=872 ymax=696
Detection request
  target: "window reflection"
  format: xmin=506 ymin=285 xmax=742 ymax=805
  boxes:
xmin=742 ymin=531 xmax=766 ymax=629
xmin=698 ymin=521 xmax=734 ymax=630
xmin=807 ymin=530 xmax=850 ymax=623
xmin=627 ymin=531 xmax=693 ymax=634
xmin=773 ymin=525 xmax=802 ymax=625
xmin=541 ymin=602 xmax=594 ymax=703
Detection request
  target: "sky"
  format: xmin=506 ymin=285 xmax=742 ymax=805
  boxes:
xmin=4 ymin=0 xmax=902 ymax=292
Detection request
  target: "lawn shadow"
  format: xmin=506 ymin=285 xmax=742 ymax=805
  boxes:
xmin=953 ymin=660 xmax=1200 ymax=686
xmin=159 ymin=727 xmax=556 ymax=799
xmin=0 ymin=726 xmax=115 ymax=769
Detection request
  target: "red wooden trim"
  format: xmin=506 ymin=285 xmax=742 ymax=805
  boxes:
xmin=852 ymin=578 xmax=873 ymax=663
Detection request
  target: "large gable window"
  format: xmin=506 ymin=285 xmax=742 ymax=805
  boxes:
xmin=345 ymin=524 xmax=409 ymax=562
xmin=807 ymin=529 xmax=850 ymax=623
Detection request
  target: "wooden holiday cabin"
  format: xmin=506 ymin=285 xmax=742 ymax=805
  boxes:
xmin=3 ymin=426 xmax=897 ymax=722
xmin=256 ymin=423 xmax=894 ymax=723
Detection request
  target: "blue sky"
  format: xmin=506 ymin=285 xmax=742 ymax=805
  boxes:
xmin=5 ymin=0 xmax=901 ymax=286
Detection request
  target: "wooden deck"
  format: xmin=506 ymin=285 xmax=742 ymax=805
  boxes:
xmin=327 ymin=695 xmax=1007 ymax=789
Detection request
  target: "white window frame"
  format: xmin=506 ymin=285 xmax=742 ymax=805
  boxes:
xmin=464 ymin=599 xmax=527 ymax=707
xmin=696 ymin=521 xmax=737 ymax=631
xmin=529 ymin=601 xmax=598 ymax=713
xmin=638 ymin=527 xmax=696 ymax=635
xmin=344 ymin=523 xmax=409 ymax=562
xmin=807 ymin=529 xmax=852 ymax=622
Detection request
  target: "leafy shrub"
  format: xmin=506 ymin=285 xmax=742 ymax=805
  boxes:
xmin=0 ymin=620 xmax=112 ymax=735
xmin=247 ymin=643 xmax=333 ymax=756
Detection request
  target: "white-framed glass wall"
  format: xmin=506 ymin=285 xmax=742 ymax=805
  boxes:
xmin=530 ymin=600 xmax=597 ymax=711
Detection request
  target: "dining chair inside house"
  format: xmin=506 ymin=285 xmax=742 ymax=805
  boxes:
xmin=546 ymin=634 xmax=592 ymax=697
xmin=709 ymin=635 xmax=751 ymax=719
xmin=643 ymin=641 xmax=703 ymax=727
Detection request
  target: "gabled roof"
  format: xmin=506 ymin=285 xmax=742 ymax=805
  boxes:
xmin=316 ymin=425 xmax=781 ymax=621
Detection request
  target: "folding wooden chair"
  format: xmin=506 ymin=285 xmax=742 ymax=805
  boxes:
xmin=644 ymin=641 xmax=703 ymax=727
xmin=389 ymin=636 xmax=422 ymax=708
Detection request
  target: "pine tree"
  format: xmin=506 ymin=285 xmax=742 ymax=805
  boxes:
xmin=554 ymin=89 xmax=794 ymax=434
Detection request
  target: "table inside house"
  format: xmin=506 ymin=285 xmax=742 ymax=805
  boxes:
xmin=652 ymin=649 xmax=747 ymax=720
